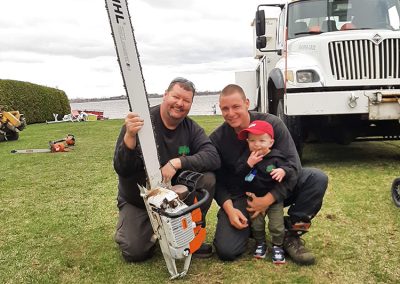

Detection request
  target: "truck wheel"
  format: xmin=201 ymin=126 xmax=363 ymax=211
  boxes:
xmin=392 ymin=178 xmax=400 ymax=208
xmin=277 ymin=99 xmax=304 ymax=158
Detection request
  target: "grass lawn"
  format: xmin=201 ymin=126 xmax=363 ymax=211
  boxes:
xmin=1 ymin=116 xmax=400 ymax=283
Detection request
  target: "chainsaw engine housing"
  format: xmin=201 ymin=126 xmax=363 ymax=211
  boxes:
xmin=147 ymin=187 xmax=195 ymax=259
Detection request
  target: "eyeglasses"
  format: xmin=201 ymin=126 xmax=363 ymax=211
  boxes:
xmin=168 ymin=77 xmax=196 ymax=94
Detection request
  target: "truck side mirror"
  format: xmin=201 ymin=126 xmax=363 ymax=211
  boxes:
xmin=255 ymin=10 xmax=266 ymax=36
xmin=256 ymin=36 xmax=267 ymax=49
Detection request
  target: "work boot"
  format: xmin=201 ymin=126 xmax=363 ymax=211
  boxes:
xmin=193 ymin=243 xmax=213 ymax=258
xmin=283 ymin=235 xmax=315 ymax=265
xmin=283 ymin=217 xmax=315 ymax=265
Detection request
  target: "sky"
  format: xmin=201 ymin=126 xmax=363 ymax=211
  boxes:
xmin=0 ymin=0 xmax=269 ymax=99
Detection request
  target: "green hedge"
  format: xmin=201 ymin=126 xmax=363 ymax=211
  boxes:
xmin=0 ymin=79 xmax=70 ymax=124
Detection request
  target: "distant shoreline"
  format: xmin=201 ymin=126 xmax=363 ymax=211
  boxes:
xmin=69 ymin=91 xmax=220 ymax=103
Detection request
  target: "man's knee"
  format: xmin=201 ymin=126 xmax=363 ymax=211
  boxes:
xmin=214 ymin=241 xmax=240 ymax=261
xmin=308 ymin=168 xmax=329 ymax=198
xmin=213 ymin=208 xmax=249 ymax=261
xmin=285 ymin=168 xmax=328 ymax=222
xmin=118 ymin=240 xmax=154 ymax=262
xmin=301 ymin=168 xmax=328 ymax=195
xmin=115 ymin=203 xmax=155 ymax=262
xmin=115 ymin=224 xmax=155 ymax=262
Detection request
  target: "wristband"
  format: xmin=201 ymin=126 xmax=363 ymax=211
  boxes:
xmin=168 ymin=160 xmax=177 ymax=171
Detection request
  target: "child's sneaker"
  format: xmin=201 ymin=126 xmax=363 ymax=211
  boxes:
xmin=272 ymin=246 xmax=286 ymax=264
xmin=254 ymin=242 xmax=267 ymax=259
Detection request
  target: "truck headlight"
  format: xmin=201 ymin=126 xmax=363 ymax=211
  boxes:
xmin=296 ymin=70 xmax=319 ymax=83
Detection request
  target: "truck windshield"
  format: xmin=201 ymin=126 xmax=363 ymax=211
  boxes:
xmin=287 ymin=0 xmax=400 ymax=39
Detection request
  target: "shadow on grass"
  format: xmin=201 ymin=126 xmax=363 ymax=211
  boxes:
xmin=302 ymin=140 xmax=400 ymax=166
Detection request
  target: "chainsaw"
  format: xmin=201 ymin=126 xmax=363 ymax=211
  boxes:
xmin=11 ymin=134 xmax=75 ymax=154
xmin=105 ymin=0 xmax=207 ymax=279
xmin=140 ymin=171 xmax=208 ymax=278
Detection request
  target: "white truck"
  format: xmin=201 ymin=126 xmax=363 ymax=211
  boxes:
xmin=240 ymin=0 xmax=400 ymax=157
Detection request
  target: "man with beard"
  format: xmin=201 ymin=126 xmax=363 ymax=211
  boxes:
xmin=113 ymin=77 xmax=220 ymax=262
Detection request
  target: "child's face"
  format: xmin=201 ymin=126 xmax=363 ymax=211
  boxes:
xmin=247 ymin=132 xmax=274 ymax=155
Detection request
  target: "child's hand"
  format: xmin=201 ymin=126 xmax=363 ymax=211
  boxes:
xmin=247 ymin=151 xmax=263 ymax=168
xmin=270 ymin=168 xmax=286 ymax=182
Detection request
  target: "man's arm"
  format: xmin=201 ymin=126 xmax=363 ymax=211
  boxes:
xmin=265 ymin=114 xmax=301 ymax=171
xmin=222 ymin=199 xmax=248 ymax=230
xmin=246 ymin=191 xmax=276 ymax=215
xmin=113 ymin=126 xmax=145 ymax=178
xmin=213 ymin=167 xmax=233 ymax=207
xmin=267 ymin=155 xmax=298 ymax=203
xmin=179 ymin=121 xmax=221 ymax=172
xmin=209 ymin=127 xmax=234 ymax=207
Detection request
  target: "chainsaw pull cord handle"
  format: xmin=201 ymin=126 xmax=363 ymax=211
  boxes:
xmin=51 ymin=134 xmax=75 ymax=145
xmin=156 ymin=188 xmax=209 ymax=219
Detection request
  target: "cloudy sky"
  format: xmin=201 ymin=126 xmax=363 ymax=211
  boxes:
xmin=0 ymin=0 xmax=269 ymax=99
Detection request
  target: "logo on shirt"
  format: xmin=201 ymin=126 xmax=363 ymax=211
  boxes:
xmin=178 ymin=145 xmax=190 ymax=156
xmin=245 ymin=168 xmax=257 ymax=182
xmin=266 ymin=164 xmax=276 ymax=173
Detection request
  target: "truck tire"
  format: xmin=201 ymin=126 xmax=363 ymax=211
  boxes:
xmin=392 ymin=178 xmax=400 ymax=208
xmin=276 ymin=99 xmax=304 ymax=158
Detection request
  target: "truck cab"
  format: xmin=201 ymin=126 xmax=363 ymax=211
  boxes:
xmin=244 ymin=0 xmax=400 ymax=157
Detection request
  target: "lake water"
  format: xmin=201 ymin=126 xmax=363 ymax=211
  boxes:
xmin=70 ymin=94 xmax=221 ymax=119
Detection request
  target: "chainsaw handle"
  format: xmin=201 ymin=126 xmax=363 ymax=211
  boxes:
xmin=157 ymin=188 xmax=209 ymax=219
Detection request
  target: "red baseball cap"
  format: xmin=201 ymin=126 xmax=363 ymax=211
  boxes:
xmin=238 ymin=120 xmax=274 ymax=140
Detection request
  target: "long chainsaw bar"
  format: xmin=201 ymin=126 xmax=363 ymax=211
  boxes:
xmin=11 ymin=148 xmax=54 ymax=154
xmin=105 ymin=0 xmax=161 ymax=187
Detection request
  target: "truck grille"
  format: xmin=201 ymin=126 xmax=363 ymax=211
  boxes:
xmin=328 ymin=38 xmax=400 ymax=80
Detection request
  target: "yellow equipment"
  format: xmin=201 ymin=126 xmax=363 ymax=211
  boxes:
xmin=0 ymin=107 xmax=27 ymax=141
